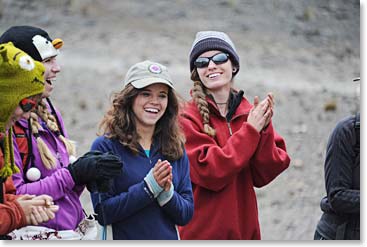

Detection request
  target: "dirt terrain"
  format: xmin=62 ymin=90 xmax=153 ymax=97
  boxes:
xmin=0 ymin=0 xmax=360 ymax=240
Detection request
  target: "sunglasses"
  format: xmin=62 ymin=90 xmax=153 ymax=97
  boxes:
xmin=194 ymin=53 xmax=230 ymax=68
xmin=19 ymin=98 xmax=37 ymax=112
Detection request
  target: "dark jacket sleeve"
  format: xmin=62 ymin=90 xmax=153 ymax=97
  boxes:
xmin=324 ymin=116 xmax=359 ymax=214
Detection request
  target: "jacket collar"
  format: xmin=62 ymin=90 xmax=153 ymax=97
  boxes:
xmin=206 ymin=89 xmax=250 ymax=121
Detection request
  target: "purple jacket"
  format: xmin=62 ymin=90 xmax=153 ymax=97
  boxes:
xmin=11 ymin=101 xmax=84 ymax=230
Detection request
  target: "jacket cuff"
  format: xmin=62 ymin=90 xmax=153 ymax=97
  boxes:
xmin=157 ymin=183 xmax=174 ymax=206
xmin=144 ymin=168 xmax=163 ymax=198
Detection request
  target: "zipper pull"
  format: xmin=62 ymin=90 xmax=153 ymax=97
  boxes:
xmin=227 ymin=122 xmax=233 ymax=136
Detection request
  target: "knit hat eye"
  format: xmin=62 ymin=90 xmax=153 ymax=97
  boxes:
xmin=19 ymin=55 xmax=35 ymax=71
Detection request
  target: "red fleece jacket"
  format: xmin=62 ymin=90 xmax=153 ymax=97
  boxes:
xmin=0 ymin=148 xmax=26 ymax=235
xmin=178 ymin=96 xmax=290 ymax=240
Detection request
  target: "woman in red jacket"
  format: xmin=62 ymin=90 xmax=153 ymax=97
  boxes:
xmin=178 ymin=31 xmax=291 ymax=240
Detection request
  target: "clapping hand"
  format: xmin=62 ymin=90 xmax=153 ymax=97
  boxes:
xmin=153 ymin=159 xmax=172 ymax=192
xmin=17 ymin=194 xmax=59 ymax=225
xmin=247 ymin=92 xmax=274 ymax=132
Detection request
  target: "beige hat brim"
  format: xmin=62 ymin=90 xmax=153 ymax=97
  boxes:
xmin=130 ymin=78 xmax=174 ymax=89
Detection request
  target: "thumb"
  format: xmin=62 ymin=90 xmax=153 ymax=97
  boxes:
xmin=17 ymin=194 xmax=35 ymax=201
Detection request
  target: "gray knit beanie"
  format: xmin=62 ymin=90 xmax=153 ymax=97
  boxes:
xmin=189 ymin=31 xmax=240 ymax=76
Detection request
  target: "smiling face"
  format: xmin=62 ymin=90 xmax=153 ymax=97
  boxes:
xmin=132 ymin=83 xmax=169 ymax=131
xmin=42 ymin=56 xmax=61 ymax=98
xmin=196 ymin=50 xmax=234 ymax=93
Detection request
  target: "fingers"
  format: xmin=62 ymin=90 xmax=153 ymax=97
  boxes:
xmin=28 ymin=198 xmax=52 ymax=207
xmin=84 ymin=150 xmax=103 ymax=156
xmin=30 ymin=204 xmax=59 ymax=225
xmin=266 ymin=92 xmax=274 ymax=108
xmin=248 ymin=94 xmax=274 ymax=132
xmin=254 ymin=93 xmax=274 ymax=111
xmin=99 ymin=158 xmax=123 ymax=178
xmin=17 ymin=194 xmax=35 ymax=200
xmin=251 ymin=97 xmax=269 ymax=117
xmin=44 ymin=205 xmax=59 ymax=219
xmin=33 ymin=195 xmax=54 ymax=207
xmin=30 ymin=207 xmax=45 ymax=225
xmin=263 ymin=106 xmax=273 ymax=128
xmin=29 ymin=211 xmax=39 ymax=225
xmin=36 ymin=206 xmax=50 ymax=221
xmin=164 ymin=176 xmax=172 ymax=192
xmin=155 ymin=164 xmax=171 ymax=181
xmin=153 ymin=160 xmax=172 ymax=187
xmin=253 ymin=96 xmax=259 ymax=107
xmin=100 ymin=154 xmax=121 ymax=163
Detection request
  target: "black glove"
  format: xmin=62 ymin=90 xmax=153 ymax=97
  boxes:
xmin=67 ymin=151 xmax=123 ymax=186
xmin=86 ymin=178 xmax=112 ymax=193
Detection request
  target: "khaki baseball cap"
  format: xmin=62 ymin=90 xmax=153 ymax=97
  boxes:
xmin=123 ymin=60 xmax=174 ymax=89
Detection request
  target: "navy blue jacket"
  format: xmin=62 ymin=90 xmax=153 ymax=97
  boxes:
xmin=90 ymin=136 xmax=194 ymax=240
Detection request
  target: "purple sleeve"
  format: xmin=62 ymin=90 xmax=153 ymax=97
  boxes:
xmin=12 ymin=141 xmax=76 ymax=201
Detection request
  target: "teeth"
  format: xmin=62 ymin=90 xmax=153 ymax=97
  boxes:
xmin=208 ymin=73 xmax=220 ymax=78
xmin=46 ymin=79 xmax=56 ymax=85
xmin=145 ymin=108 xmax=159 ymax=113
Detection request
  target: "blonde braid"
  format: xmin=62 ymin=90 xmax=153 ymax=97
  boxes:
xmin=191 ymin=70 xmax=216 ymax=137
xmin=37 ymin=101 xmax=76 ymax=157
xmin=30 ymin=112 xmax=56 ymax=169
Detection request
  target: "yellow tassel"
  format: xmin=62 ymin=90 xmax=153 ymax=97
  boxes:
xmin=0 ymin=129 xmax=19 ymax=179
xmin=8 ymin=130 xmax=20 ymax=174
xmin=0 ymin=165 xmax=12 ymax=179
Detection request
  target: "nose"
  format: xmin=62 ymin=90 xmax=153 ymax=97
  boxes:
xmin=51 ymin=61 xmax=61 ymax=73
xmin=207 ymin=59 xmax=217 ymax=69
xmin=151 ymin=96 xmax=160 ymax=105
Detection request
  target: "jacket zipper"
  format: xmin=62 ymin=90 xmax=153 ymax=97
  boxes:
xmin=227 ymin=121 xmax=233 ymax=136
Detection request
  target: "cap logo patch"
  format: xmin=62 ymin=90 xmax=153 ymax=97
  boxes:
xmin=148 ymin=64 xmax=162 ymax=74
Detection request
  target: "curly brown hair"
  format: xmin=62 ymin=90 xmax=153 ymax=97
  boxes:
xmin=98 ymin=84 xmax=185 ymax=161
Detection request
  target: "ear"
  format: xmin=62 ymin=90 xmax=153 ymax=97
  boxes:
xmin=232 ymin=67 xmax=237 ymax=73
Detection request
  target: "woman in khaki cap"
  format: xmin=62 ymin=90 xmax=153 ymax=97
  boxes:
xmin=90 ymin=60 xmax=194 ymax=240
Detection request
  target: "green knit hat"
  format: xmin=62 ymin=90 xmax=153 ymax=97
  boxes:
xmin=0 ymin=42 xmax=45 ymax=179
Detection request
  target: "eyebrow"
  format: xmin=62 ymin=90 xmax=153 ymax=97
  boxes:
xmin=13 ymin=52 xmax=21 ymax=61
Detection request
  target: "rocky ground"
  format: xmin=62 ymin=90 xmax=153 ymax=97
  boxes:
xmin=0 ymin=0 xmax=360 ymax=240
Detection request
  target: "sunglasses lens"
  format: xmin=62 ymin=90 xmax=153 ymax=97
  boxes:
xmin=194 ymin=53 xmax=229 ymax=69
xmin=19 ymin=99 xmax=36 ymax=112
xmin=212 ymin=53 xmax=229 ymax=64
xmin=194 ymin=57 xmax=210 ymax=68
